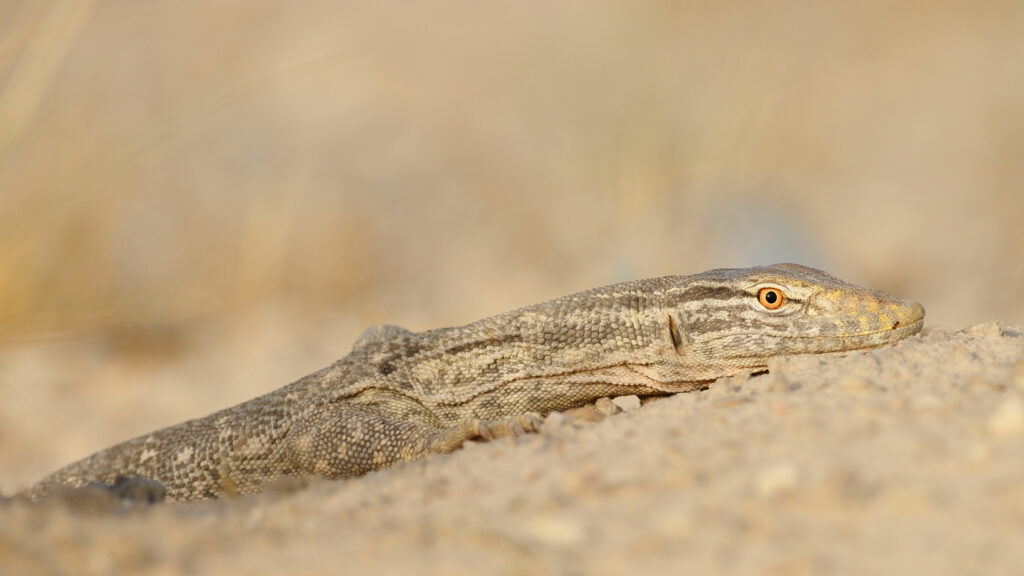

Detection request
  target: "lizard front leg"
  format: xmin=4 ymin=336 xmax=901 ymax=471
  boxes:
xmin=281 ymin=402 xmax=543 ymax=479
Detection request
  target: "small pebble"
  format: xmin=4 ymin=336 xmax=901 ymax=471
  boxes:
xmin=563 ymin=405 xmax=606 ymax=424
xmin=540 ymin=412 xmax=569 ymax=434
xmin=595 ymin=397 xmax=621 ymax=415
xmin=611 ymin=395 xmax=641 ymax=412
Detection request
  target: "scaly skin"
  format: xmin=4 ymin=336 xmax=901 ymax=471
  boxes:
xmin=29 ymin=264 xmax=925 ymax=501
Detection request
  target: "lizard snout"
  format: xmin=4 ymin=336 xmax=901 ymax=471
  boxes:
xmin=890 ymin=300 xmax=925 ymax=330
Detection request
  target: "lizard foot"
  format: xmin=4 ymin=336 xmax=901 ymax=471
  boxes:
xmin=478 ymin=412 xmax=545 ymax=439
xmin=426 ymin=412 xmax=544 ymax=452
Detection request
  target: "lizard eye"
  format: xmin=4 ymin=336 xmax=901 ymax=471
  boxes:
xmin=757 ymin=287 xmax=785 ymax=310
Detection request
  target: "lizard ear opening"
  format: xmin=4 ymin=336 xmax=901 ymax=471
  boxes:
xmin=668 ymin=313 xmax=685 ymax=350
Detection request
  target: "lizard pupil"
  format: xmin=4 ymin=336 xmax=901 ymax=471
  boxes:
xmin=765 ymin=291 xmax=777 ymax=304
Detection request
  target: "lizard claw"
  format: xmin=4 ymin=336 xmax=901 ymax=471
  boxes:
xmin=519 ymin=412 xmax=544 ymax=433
xmin=475 ymin=421 xmax=495 ymax=441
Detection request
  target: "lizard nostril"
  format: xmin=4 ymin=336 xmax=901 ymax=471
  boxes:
xmin=892 ymin=321 xmax=901 ymax=330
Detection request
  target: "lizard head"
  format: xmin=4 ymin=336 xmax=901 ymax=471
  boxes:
xmin=652 ymin=263 xmax=925 ymax=383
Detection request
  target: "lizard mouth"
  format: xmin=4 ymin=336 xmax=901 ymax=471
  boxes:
xmin=835 ymin=316 xmax=924 ymax=340
xmin=694 ymin=315 xmax=925 ymax=361
xmin=833 ymin=317 xmax=924 ymax=351
xmin=791 ymin=315 xmax=925 ymax=355
xmin=700 ymin=316 xmax=924 ymax=345
xmin=845 ymin=300 xmax=926 ymax=339
xmin=889 ymin=316 xmax=924 ymax=334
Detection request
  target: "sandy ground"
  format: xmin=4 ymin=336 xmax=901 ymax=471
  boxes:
xmin=2 ymin=322 xmax=1023 ymax=575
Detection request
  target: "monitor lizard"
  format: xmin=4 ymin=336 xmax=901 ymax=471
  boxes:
xmin=27 ymin=263 xmax=925 ymax=502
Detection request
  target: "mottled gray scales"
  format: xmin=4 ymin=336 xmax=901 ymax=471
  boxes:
xmin=28 ymin=264 xmax=925 ymax=501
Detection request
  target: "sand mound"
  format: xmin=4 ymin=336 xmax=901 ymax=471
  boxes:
xmin=2 ymin=323 xmax=1022 ymax=575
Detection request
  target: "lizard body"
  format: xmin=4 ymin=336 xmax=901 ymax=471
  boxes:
xmin=29 ymin=264 xmax=924 ymax=501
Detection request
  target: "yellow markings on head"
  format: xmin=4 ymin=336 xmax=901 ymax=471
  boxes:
xmin=814 ymin=290 xmax=835 ymax=305
xmin=877 ymin=310 xmax=894 ymax=327
xmin=858 ymin=315 xmax=874 ymax=331
xmin=820 ymin=290 xmax=860 ymax=313
xmin=889 ymin=302 xmax=915 ymax=323
xmin=859 ymin=297 xmax=881 ymax=313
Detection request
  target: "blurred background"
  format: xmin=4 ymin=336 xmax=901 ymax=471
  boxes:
xmin=0 ymin=0 xmax=1022 ymax=490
